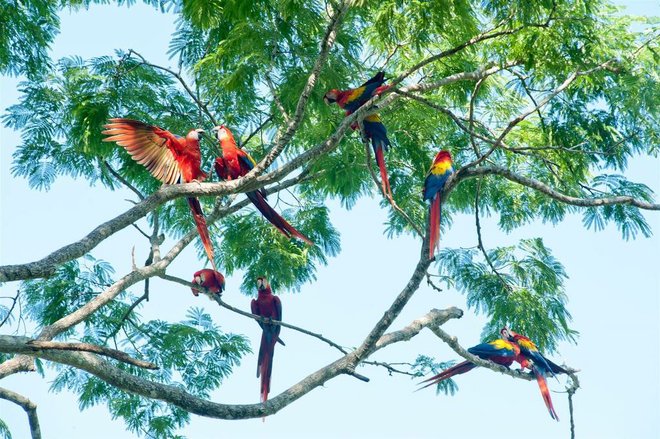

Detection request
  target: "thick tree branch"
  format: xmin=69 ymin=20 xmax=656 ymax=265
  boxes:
xmin=0 ymin=386 xmax=41 ymax=439
xmin=0 ymin=304 xmax=462 ymax=420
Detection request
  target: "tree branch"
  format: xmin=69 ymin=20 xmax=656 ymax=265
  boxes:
xmin=0 ymin=386 xmax=41 ymax=439
xmin=0 ymin=337 xmax=158 ymax=369
xmin=158 ymin=274 xmax=350 ymax=356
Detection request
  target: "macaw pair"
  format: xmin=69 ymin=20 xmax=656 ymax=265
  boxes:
xmin=190 ymin=271 xmax=283 ymax=406
xmin=421 ymin=327 xmax=567 ymax=421
xmin=324 ymin=71 xmax=393 ymax=197
xmin=324 ymin=74 xmax=454 ymax=259
xmin=102 ymin=119 xmax=313 ymax=268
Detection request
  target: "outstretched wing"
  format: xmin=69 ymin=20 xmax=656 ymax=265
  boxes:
xmin=103 ymin=118 xmax=183 ymax=184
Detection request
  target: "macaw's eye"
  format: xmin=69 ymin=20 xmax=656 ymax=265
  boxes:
xmin=200 ymin=274 xmax=206 ymax=282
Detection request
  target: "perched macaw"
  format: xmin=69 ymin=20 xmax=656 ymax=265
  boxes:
xmin=362 ymin=114 xmax=393 ymax=197
xmin=506 ymin=329 xmax=567 ymax=421
xmin=102 ymin=118 xmax=217 ymax=269
xmin=251 ymin=277 xmax=284 ymax=404
xmin=323 ymin=71 xmax=390 ymax=115
xmin=324 ymin=72 xmax=393 ymax=197
xmin=191 ymin=269 xmax=225 ymax=297
xmin=419 ymin=327 xmax=520 ymax=390
xmin=423 ymin=150 xmax=454 ymax=259
xmin=212 ymin=126 xmax=313 ymax=245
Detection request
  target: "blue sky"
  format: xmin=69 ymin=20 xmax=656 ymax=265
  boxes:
xmin=1 ymin=2 xmax=658 ymax=438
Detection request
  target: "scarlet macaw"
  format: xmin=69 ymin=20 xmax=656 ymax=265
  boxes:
xmin=191 ymin=269 xmax=225 ymax=296
xmin=324 ymin=72 xmax=393 ymax=197
xmin=423 ymin=150 xmax=454 ymax=259
xmin=506 ymin=329 xmax=567 ymax=421
xmin=251 ymin=277 xmax=284 ymax=404
xmin=211 ymin=126 xmax=313 ymax=245
xmin=102 ymin=118 xmax=217 ymax=269
xmin=419 ymin=327 xmax=520 ymax=390
xmin=323 ymin=71 xmax=390 ymax=114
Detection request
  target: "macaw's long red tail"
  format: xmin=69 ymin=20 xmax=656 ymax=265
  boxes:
xmin=256 ymin=332 xmax=278 ymax=404
xmin=374 ymin=146 xmax=392 ymax=198
xmin=534 ymin=368 xmax=559 ymax=421
xmin=428 ymin=195 xmax=442 ymax=259
xmin=246 ymin=191 xmax=314 ymax=245
xmin=186 ymin=197 xmax=216 ymax=270
xmin=417 ymin=361 xmax=476 ymax=391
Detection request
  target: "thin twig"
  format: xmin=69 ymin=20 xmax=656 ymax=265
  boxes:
xmin=474 ymin=178 xmax=512 ymax=291
xmin=127 ymin=50 xmax=219 ymax=126
xmin=103 ymin=160 xmax=145 ymax=201
xmin=0 ymin=290 xmax=19 ymax=328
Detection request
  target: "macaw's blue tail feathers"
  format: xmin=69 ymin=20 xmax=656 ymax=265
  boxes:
xmin=246 ymin=191 xmax=314 ymax=245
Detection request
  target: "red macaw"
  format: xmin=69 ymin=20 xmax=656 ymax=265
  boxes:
xmin=251 ymin=277 xmax=284 ymax=404
xmin=419 ymin=327 xmax=520 ymax=390
xmin=212 ymin=126 xmax=313 ymax=245
xmin=506 ymin=329 xmax=567 ymax=421
xmin=324 ymin=72 xmax=393 ymax=197
xmin=423 ymin=150 xmax=454 ymax=259
xmin=102 ymin=118 xmax=217 ymax=269
xmin=191 ymin=269 xmax=225 ymax=296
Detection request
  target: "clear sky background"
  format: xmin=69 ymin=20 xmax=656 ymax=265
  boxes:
xmin=1 ymin=2 xmax=658 ymax=438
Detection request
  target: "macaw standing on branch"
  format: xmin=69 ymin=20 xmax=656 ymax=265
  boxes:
xmin=418 ymin=327 xmax=520 ymax=390
xmin=251 ymin=277 xmax=284 ymax=405
xmin=191 ymin=269 xmax=225 ymax=297
xmin=212 ymin=125 xmax=313 ymax=245
xmin=506 ymin=329 xmax=567 ymax=421
xmin=102 ymin=118 xmax=217 ymax=270
xmin=324 ymin=72 xmax=394 ymax=197
xmin=423 ymin=150 xmax=454 ymax=259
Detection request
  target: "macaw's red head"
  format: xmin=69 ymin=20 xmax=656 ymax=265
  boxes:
xmin=256 ymin=276 xmax=271 ymax=293
xmin=186 ymin=128 xmax=205 ymax=141
xmin=433 ymin=150 xmax=452 ymax=164
xmin=211 ymin=125 xmax=236 ymax=144
xmin=323 ymin=89 xmax=340 ymax=105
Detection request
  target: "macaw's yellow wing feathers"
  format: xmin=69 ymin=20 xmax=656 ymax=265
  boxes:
xmin=103 ymin=118 xmax=182 ymax=185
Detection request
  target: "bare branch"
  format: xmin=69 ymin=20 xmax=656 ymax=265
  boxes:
xmin=17 ymin=339 xmax=158 ymax=369
xmin=0 ymin=386 xmax=41 ymax=439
